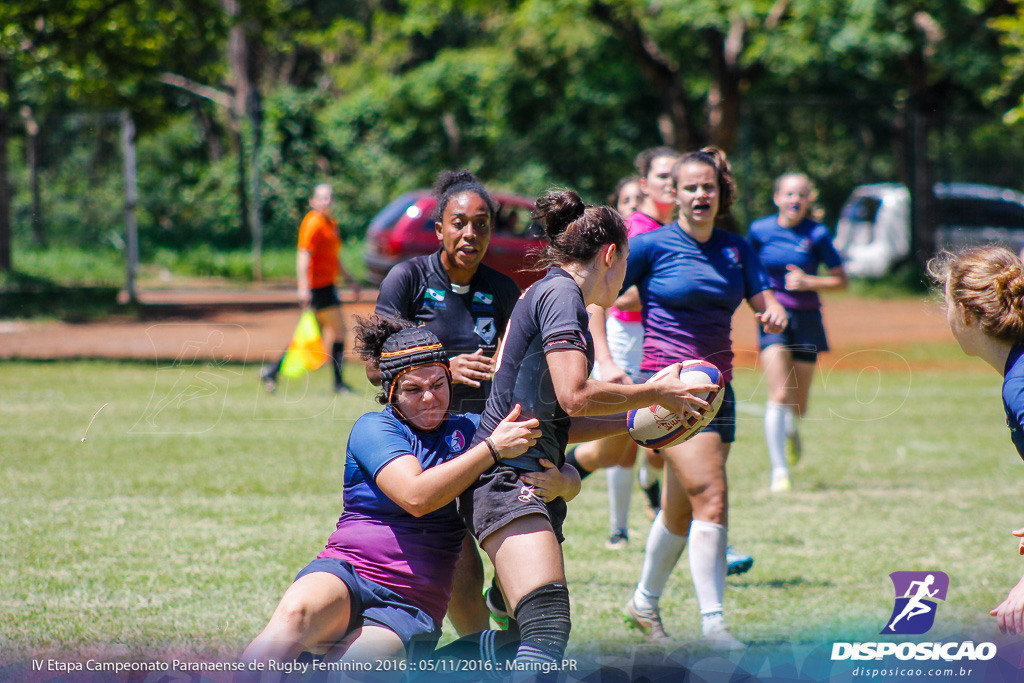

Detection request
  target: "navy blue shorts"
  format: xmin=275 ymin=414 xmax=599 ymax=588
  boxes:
xmin=458 ymin=465 xmax=568 ymax=545
xmin=637 ymin=371 xmax=736 ymax=445
xmin=310 ymin=285 xmax=341 ymax=311
xmin=295 ymin=558 xmax=441 ymax=653
xmin=759 ymin=308 xmax=828 ymax=363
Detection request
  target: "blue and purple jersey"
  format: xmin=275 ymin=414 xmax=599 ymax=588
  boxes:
xmin=319 ymin=407 xmax=478 ymax=625
xmin=621 ymin=222 xmax=770 ymax=382
xmin=1003 ymin=343 xmax=1024 ymax=460
xmin=747 ymin=216 xmax=843 ymax=311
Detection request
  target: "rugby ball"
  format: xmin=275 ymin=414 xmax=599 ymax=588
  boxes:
xmin=626 ymin=360 xmax=724 ymax=449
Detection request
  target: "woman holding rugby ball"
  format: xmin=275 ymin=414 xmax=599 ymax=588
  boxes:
xmin=748 ymin=172 xmax=847 ymax=493
xmin=567 ymin=147 xmax=681 ymax=549
xmin=241 ymin=316 xmax=542 ymax=674
xmin=620 ymin=147 xmax=787 ymax=650
xmin=458 ymin=189 xmax=717 ymax=671
xmin=929 ymin=246 xmax=1024 ymax=634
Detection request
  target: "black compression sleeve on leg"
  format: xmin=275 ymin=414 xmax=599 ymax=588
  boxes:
xmin=563 ymin=448 xmax=592 ymax=480
xmin=512 ymin=582 xmax=571 ymax=665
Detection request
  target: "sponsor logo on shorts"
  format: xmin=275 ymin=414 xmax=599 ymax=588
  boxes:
xmin=518 ymin=485 xmax=536 ymax=503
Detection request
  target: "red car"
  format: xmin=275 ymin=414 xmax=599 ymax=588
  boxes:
xmin=364 ymin=190 xmax=547 ymax=289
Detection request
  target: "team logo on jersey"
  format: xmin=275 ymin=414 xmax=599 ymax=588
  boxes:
xmin=472 ymin=292 xmax=494 ymax=306
xmin=722 ymin=247 xmax=740 ymax=265
xmin=447 ymin=430 xmax=466 ymax=453
xmin=424 ymin=288 xmax=446 ymax=309
xmin=797 ymin=237 xmax=813 ymax=252
xmin=475 ymin=317 xmax=497 ymax=344
xmin=881 ymin=571 xmax=949 ymax=635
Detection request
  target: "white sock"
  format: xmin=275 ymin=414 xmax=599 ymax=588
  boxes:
xmin=689 ymin=519 xmax=727 ymax=616
xmin=607 ymin=466 xmax=633 ymax=533
xmin=637 ymin=460 xmax=659 ymax=489
xmin=764 ymin=402 xmax=790 ymax=473
xmin=634 ymin=512 xmax=687 ymax=606
xmin=784 ymin=405 xmax=797 ymax=437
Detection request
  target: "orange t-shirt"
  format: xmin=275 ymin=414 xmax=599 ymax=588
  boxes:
xmin=297 ymin=210 xmax=340 ymax=289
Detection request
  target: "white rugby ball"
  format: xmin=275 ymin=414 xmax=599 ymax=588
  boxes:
xmin=626 ymin=360 xmax=724 ymax=449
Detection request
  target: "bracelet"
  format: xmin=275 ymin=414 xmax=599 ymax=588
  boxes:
xmin=484 ymin=437 xmax=501 ymax=465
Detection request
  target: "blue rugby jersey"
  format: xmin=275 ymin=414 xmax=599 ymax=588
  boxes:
xmin=747 ymin=216 xmax=843 ymax=311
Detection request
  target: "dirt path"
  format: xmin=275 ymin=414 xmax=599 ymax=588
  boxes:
xmin=0 ymin=291 xmax=950 ymax=368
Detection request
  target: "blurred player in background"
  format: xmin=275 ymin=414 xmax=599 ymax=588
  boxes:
xmin=748 ymin=172 xmax=847 ymax=492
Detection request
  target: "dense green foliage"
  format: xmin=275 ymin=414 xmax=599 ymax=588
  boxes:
xmin=4 ymin=0 xmax=1024 ymax=267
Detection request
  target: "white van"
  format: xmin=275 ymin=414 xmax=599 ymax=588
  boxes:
xmin=834 ymin=182 xmax=1024 ymax=276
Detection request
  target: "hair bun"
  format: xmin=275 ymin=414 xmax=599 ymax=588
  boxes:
xmin=536 ymin=189 xmax=585 ymax=239
xmin=434 ymin=169 xmax=478 ymax=197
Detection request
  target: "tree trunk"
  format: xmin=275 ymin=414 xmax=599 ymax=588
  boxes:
xmin=120 ymin=111 xmax=139 ymax=304
xmin=20 ymin=105 xmax=44 ymax=247
xmin=224 ymin=0 xmax=262 ymax=279
xmin=704 ymin=27 xmax=744 ymax=153
xmin=0 ymin=59 xmax=11 ymax=272
xmin=589 ymin=1 xmax=698 ymax=150
xmin=223 ymin=0 xmax=251 ymax=246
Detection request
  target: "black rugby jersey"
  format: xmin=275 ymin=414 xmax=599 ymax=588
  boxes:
xmin=471 ymin=268 xmax=594 ymax=472
xmin=376 ymin=250 xmax=520 ymax=414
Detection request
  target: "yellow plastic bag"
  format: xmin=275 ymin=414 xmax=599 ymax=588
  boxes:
xmin=279 ymin=310 xmax=328 ymax=379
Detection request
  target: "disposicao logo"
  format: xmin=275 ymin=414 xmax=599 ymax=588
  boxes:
xmin=882 ymin=571 xmax=948 ymax=635
xmin=831 ymin=570 xmax=997 ymax=663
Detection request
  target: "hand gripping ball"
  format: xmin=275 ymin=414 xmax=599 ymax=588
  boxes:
xmin=626 ymin=359 xmax=725 ymax=449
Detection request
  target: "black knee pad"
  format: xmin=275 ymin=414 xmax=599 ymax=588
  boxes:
xmin=512 ymin=582 xmax=571 ymax=661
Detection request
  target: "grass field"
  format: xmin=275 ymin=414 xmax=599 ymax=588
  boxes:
xmin=2 ymin=349 xmax=1022 ymax=669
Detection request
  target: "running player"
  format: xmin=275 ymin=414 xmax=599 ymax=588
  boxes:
xmin=374 ymin=170 xmax=521 ymax=635
xmin=928 ymin=246 xmax=1024 ymax=634
xmin=459 ymin=188 xmax=718 ymax=671
xmin=566 ymin=148 xmax=680 ymax=549
xmin=241 ymin=317 xmax=541 ymax=674
xmin=621 ymin=147 xmax=787 ymax=650
xmin=748 ymin=172 xmax=847 ymax=492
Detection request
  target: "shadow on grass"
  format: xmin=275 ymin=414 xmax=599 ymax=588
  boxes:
xmin=1 ymin=270 xmax=129 ymax=321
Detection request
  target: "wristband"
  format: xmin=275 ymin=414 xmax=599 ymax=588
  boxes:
xmin=484 ymin=437 xmax=501 ymax=465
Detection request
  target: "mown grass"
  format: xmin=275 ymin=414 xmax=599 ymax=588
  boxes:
xmin=2 ymin=350 xmax=1021 ymax=668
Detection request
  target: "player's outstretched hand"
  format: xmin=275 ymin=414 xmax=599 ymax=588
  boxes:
xmin=450 ymin=348 xmax=495 ymax=388
xmin=490 ymin=404 xmax=542 ymax=460
xmin=520 ymin=459 xmax=581 ymax=503
xmin=756 ymin=302 xmax=789 ymax=334
xmin=991 ymin=573 xmax=1024 ymax=634
xmin=652 ymin=362 xmax=718 ymax=422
